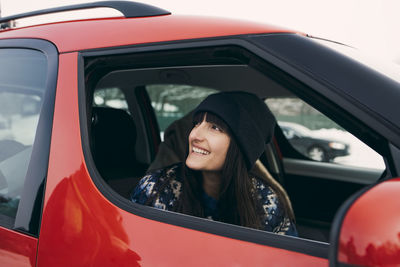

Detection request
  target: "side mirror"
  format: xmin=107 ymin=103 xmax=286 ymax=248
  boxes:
xmin=329 ymin=178 xmax=400 ymax=266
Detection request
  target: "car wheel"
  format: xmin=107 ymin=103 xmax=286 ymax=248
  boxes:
xmin=307 ymin=146 xmax=327 ymax=162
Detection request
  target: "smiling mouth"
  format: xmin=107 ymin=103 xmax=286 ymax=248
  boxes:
xmin=192 ymin=146 xmax=210 ymax=155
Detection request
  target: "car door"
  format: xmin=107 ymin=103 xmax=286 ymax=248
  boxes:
xmin=35 ymin=33 xmax=399 ymax=266
xmin=0 ymin=39 xmax=57 ymax=266
xmin=84 ymin=33 xmax=399 ymax=264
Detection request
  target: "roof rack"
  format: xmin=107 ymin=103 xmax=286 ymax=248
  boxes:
xmin=0 ymin=1 xmax=171 ymax=25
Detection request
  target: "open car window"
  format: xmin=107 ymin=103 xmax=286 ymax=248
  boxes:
xmin=82 ymin=37 xmax=394 ymax=256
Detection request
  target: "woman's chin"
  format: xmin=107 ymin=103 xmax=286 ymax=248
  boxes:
xmin=185 ymin=157 xmax=203 ymax=170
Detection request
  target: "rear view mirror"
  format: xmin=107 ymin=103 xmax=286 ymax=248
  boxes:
xmin=329 ymin=178 xmax=400 ymax=266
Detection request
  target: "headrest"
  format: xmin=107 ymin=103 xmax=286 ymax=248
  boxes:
xmin=91 ymin=107 xmax=137 ymax=169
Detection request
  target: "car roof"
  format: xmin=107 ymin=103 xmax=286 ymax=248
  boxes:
xmin=0 ymin=14 xmax=295 ymax=53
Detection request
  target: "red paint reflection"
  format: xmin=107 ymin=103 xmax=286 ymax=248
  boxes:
xmin=0 ymin=228 xmax=36 ymax=266
xmin=39 ymin=165 xmax=141 ymax=266
xmin=340 ymin=233 xmax=400 ymax=266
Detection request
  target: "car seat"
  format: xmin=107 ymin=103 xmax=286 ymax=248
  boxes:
xmin=91 ymin=107 xmax=147 ymax=198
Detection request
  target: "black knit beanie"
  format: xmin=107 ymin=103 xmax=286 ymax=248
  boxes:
xmin=193 ymin=91 xmax=276 ymax=170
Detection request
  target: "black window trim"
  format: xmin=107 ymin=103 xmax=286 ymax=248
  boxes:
xmin=0 ymin=38 xmax=58 ymax=237
xmin=77 ymin=34 xmax=400 ymax=259
xmin=78 ymin=36 xmax=330 ymax=259
xmin=76 ymin=33 xmax=400 ymax=260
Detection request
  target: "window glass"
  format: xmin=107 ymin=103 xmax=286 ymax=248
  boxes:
xmin=266 ymin=97 xmax=385 ymax=170
xmin=0 ymin=49 xmax=47 ymax=222
xmin=93 ymin=87 xmax=129 ymax=112
xmin=146 ymin=84 xmax=217 ymax=137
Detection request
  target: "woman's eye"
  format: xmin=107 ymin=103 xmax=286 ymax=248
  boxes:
xmin=211 ymin=124 xmax=222 ymax=131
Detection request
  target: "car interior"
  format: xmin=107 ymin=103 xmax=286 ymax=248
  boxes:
xmin=83 ymin=45 xmax=385 ymax=243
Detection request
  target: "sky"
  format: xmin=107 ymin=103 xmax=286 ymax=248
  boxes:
xmin=1 ymin=0 xmax=399 ymax=63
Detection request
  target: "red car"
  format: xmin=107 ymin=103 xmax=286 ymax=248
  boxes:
xmin=0 ymin=1 xmax=399 ymax=266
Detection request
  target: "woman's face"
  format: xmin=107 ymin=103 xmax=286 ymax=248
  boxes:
xmin=186 ymin=114 xmax=230 ymax=172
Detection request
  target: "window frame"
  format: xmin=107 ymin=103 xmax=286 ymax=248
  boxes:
xmin=78 ymin=35 xmax=397 ymax=259
xmin=0 ymin=39 xmax=58 ymax=237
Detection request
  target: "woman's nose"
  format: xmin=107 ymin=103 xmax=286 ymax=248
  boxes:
xmin=190 ymin=123 xmax=206 ymax=141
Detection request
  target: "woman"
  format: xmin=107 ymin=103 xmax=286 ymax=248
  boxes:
xmin=131 ymin=91 xmax=297 ymax=236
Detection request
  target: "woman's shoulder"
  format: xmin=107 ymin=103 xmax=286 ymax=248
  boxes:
xmin=131 ymin=163 xmax=183 ymax=207
xmin=141 ymin=163 xmax=182 ymax=183
xmin=151 ymin=162 xmax=181 ymax=174
xmin=250 ymin=176 xmax=298 ymax=236
xmin=251 ymin=176 xmax=277 ymax=199
xmin=250 ymin=176 xmax=280 ymax=219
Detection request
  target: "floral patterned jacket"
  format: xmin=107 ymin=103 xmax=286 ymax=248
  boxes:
xmin=131 ymin=164 xmax=297 ymax=236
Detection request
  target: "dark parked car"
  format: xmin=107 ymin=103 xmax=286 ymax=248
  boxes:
xmin=279 ymin=121 xmax=350 ymax=162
